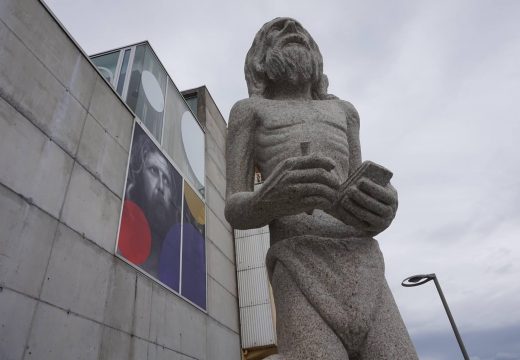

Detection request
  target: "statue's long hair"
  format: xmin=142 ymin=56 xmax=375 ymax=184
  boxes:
xmin=245 ymin=17 xmax=336 ymax=100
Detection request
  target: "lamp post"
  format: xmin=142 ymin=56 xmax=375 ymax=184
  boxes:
xmin=402 ymin=273 xmax=470 ymax=360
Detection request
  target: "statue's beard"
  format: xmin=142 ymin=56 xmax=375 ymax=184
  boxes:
xmin=265 ymin=44 xmax=316 ymax=86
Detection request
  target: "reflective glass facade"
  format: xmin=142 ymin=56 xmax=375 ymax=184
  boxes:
xmin=90 ymin=42 xmax=205 ymax=198
xmin=92 ymin=43 xmax=208 ymax=310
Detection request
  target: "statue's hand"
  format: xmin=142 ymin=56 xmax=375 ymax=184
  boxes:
xmin=334 ymin=178 xmax=398 ymax=235
xmin=253 ymin=154 xmax=340 ymax=218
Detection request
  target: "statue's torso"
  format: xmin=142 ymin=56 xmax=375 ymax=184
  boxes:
xmin=253 ymin=99 xmax=358 ymax=242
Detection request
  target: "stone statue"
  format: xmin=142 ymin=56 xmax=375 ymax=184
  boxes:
xmin=225 ymin=17 xmax=419 ymax=360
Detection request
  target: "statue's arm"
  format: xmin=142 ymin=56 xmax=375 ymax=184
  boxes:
xmin=336 ymin=101 xmax=398 ymax=235
xmin=224 ymin=99 xmax=264 ymax=229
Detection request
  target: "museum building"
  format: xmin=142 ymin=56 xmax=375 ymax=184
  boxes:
xmin=0 ymin=0 xmax=276 ymax=359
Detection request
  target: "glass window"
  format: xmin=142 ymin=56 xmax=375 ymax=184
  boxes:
xmin=126 ymin=45 xmax=145 ymax=110
xmin=181 ymin=181 xmax=206 ymax=309
xmin=91 ymin=51 xmax=120 ymax=86
xmin=116 ymin=48 xmax=131 ymax=96
xmin=125 ymin=44 xmax=167 ymax=142
xmin=163 ymin=80 xmax=205 ymax=197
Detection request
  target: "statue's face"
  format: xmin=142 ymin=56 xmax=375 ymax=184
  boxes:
xmin=263 ymin=18 xmax=317 ymax=85
xmin=264 ymin=18 xmax=311 ymax=52
xmin=245 ymin=17 xmax=326 ymax=98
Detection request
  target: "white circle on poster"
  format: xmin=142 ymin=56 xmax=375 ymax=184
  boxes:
xmin=141 ymin=70 xmax=164 ymax=112
xmin=181 ymin=111 xmax=205 ymax=185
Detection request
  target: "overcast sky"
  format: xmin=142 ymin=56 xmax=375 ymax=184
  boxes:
xmin=44 ymin=0 xmax=520 ymax=359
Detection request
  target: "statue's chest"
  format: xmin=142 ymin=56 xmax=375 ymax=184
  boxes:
xmin=256 ymin=103 xmax=349 ymax=148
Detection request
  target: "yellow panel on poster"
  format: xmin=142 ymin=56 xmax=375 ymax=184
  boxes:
xmin=184 ymin=181 xmax=205 ymax=225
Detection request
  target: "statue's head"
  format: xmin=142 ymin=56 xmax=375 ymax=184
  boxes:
xmin=245 ymin=17 xmax=335 ymax=100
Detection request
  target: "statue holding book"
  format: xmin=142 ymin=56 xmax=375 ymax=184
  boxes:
xmin=225 ymin=17 xmax=419 ymax=360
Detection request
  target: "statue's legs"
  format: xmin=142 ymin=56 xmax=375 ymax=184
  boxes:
xmin=358 ymin=281 xmax=419 ymax=360
xmin=267 ymin=261 xmax=348 ymax=360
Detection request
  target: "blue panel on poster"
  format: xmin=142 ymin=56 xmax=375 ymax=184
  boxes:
xmin=158 ymin=223 xmax=182 ymax=292
xmin=181 ymin=223 xmax=206 ymax=309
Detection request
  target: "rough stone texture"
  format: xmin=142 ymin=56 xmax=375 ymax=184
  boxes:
xmin=225 ymin=17 xmax=418 ymax=359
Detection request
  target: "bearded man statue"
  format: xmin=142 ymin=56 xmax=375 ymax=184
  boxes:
xmin=225 ymin=17 xmax=419 ymax=360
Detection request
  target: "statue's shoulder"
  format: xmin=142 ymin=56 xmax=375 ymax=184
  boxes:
xmin=229 ymin=98 xmax=262 ymax=124
xmin=228 ymin=98 xmax=262 ymax=131
xmin=333 ymin=99 xmax=360 ymax=126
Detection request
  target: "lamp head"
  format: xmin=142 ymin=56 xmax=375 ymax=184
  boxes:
xmin=401 ymin=274 xmax=436 ymax=287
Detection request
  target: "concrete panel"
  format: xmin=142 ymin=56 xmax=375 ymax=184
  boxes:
xmin=207 ymin=277 xmax=239 ymax=333
xmin=40 ymin=224 xmax=110 ymax=323
xmin=129 ymin=338 xmax=149 ymax=360
xmin=205 ymin=179 xmax=227 ymax=230
xmin=207 ymin=241 xmax=237 ymax=296
xmin=205 ymin=106 xmax=227 ymax=149
xmin=147 ymin=344 xmax=180 ymax=360
xmin=206 ymin=134 xmax=226 ymax=178
xmin=0 ymin=21 xmax=88 ymax=156
xmin=206 ymin=208 xmax=234 ymax=263
xmin=205 ymin=154 xmax=226 ymax=198
xmin=103 ymin=260 xmax=136 ymax=333
xmin=77 ymin=114 xmax=129 ymax=197
xmin=25 ymin=302 xmax=102 ymax=360
xmin=0 ymin=0 xmax=97 ymax=108
xmin=0 ymin=288 xmax=37 ymax=360
xmin=148 ymin=283 xmax=181 ymax=351
xmin=99 ymin=327 xmax=131 ymax=360
xmin=178 ymin=300 xmax=207 ymax=360
xmin=61 ymin=162 xmax=121 ymax=253
xmin=207 ymin=318 xmax=241 ymax=360
xmin=0 ymin=96 xmax=75 ymax=218
xmin=133 ymin=274 xmax=152 ymax=339
xmin=0 ymin=185 xmax=58 ymax=297
xmin=88 ymin=78 xmax=133 ymax=152
xmin=206 ymin=111 xmax=226 ymax=154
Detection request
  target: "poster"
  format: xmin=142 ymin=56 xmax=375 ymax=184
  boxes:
xmin=117 ymin=123 xmax=183 ymax=292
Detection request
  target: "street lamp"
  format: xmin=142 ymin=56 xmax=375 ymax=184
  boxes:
xmin=402 ymin=273 xmax=470 ymax=360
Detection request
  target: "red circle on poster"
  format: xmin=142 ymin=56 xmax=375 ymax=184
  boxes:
xmin=118 ymin=200 xmax=151 ymax=264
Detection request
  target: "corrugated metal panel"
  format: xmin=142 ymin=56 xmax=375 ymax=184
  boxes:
xmin=237 ymin=267 xmax=270 ymax=307
xmin=235 ymin=232 xmax=270 ymax=271
xmin=235 ymin=225 xmax=269 ymax=239
xmin=233 ymin=185 xmax=276 ymax=349
xmin=240 ymin=304 xmax=276 ymax=348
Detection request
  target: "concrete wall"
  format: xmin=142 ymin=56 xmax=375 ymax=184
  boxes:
xmin=0 ymin=1 xmax=240 ymax=359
